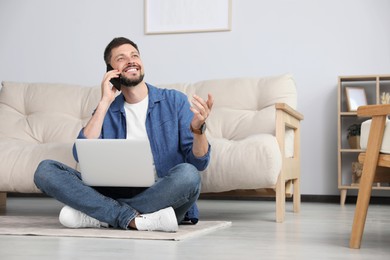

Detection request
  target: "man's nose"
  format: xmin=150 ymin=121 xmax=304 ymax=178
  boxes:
xmin=126 ymin=58 xmax=136 ymax=64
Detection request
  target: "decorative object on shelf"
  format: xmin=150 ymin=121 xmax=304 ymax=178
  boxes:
xmin=351 ymin=162 xmax=363 ymax=186
xmin=381 ymin=92 xmax=390 ymax=104
xmin=352 ymin=161 xmax=389 ymax=187
xmin=345 ymin=87 xmax=367 ymax=111
xmin=347 ymin=123 xmax=361 ymax=149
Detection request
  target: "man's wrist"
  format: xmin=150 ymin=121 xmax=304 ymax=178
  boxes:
xmin=190 ymin=123 xmax=206 ymax=135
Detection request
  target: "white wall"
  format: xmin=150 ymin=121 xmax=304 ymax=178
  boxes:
xmin=1 ymin=0 xmax=389 ymax=196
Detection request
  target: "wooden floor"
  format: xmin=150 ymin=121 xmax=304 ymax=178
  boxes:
xmin=0 ymin=197 xmax=389 ymax=259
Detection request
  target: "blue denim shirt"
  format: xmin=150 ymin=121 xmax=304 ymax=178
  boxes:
xmin=73 ymin=83 xmax=210 ymax=222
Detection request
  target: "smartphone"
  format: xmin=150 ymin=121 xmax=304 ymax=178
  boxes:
xmin=106 ymin=64 xmax=121 ymax=91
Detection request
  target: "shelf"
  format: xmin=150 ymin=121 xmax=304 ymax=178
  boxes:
xmin=339 ymin=75 xmax=377 ymax=82
xmin=340 ymin=112 xmax=357 ymax=116
xmin=340 ymin=149 xmax=364 ymax=153
xmin=339 ymin=75 xmax=390 ymax=82
xmin=339 ymin=185 xmax=390 ymax=191
xmin=338 ymin=74 xmax=390 ymax=204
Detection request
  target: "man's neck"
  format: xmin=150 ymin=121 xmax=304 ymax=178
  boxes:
xmin=121 ymin=81 xmax=148 ymax=104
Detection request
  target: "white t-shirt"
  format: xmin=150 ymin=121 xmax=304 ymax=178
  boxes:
xmin=124 ymin=95 xmax=157 ymax=178
xmin=124 ymin=96 xmax=149 ymax=140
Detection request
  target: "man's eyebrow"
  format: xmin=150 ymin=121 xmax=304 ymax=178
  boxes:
xmin=113 ymin=51 xmax=139 ymax=59
xmin=113 ymin=53 xmax=125 ymax=59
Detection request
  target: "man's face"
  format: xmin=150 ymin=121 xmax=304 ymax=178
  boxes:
xmin=110 ymin=44 xmax=145 ymax=87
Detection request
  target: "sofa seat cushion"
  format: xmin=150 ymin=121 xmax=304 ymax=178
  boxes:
xmin=0 ymin=139 xmax=77 ymax=192
xmin=201 ymin=134 xmax=282 ymax=193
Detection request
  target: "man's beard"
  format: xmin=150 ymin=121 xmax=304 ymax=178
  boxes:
xmin=120 ymin=73 xmax=145 ymax=88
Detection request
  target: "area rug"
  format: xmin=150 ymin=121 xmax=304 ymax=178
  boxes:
xmin=0 ymin=216 xmax=231 ymax=241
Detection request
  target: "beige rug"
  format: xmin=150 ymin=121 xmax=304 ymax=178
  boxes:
xmin=0 ymin=215 xmax=231 ymax=241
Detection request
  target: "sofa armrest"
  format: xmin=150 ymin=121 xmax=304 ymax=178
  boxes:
xmin=275 ymin=103 xmax=304 ymax=122
xmin=275 ymin=102 xmax=303 ymax=161
xmin=274 ymin=103 xmax=304 ymax=222
xmin=275 ymin=103 xmax=303 ymax=148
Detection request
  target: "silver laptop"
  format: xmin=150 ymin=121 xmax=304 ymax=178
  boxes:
xmin=75 ymin=139 xmax=156 ymax=187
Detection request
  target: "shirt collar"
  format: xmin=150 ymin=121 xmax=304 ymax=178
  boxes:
xmin=110 ymin=83 xmax=164 ymax=113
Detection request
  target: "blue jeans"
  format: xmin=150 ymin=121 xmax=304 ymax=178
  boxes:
xmin=34 ymin=160 xmax=201 ymax=229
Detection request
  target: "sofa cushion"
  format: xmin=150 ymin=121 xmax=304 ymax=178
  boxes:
xmin=161 ymin=74 xmax=296 ymax=192
xmin=0 ymin=82 xmax=100 ymax=192
xmin=0 ymin=140 xmax=75 ymax=192
xmin=360 ymin=118 xmax=390 ymax=153
xmin=0 ymin=82 xmax=100 ymax=143
xmin=201 ymin=134 xmax=282 ymax=192
xmin=159 ymin=74 xmax=297 ymax=140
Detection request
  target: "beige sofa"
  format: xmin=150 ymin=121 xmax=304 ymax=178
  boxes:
xmin=0 ymin=74 xmax=303 ymax=222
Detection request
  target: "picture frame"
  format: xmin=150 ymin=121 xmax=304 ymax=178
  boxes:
xmin=345 ymin=87 xmax=367 ymax=111
xmin=144 ymin=0 xmax=232 ymax=35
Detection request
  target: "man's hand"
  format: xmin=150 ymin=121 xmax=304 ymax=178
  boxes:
xmin=101 ymin=69 xmax=121 ymax=105
xmin=82 ymin=70 xmax=121 ymax=139
xmin=190 ymin=93 xmax=214 ymax=157
xmin=190 ymin=93 xmax=214 ymax=130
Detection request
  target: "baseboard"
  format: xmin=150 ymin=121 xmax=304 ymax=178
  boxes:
xmin=8 ymin=193 xmax=390 ymax=205
xmin=201 ymin=194 xmax=390 ymax=205
xmin=8 ymin=193 xmax=47 ymax=198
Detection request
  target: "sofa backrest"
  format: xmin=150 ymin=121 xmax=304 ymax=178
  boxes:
xmin=0 ymin=74 xmax=297 ymax=143
xmin=160 ymin=74 xmax=297 ymax=140
xmin=0 ymin=82 xmax=101 ymax=143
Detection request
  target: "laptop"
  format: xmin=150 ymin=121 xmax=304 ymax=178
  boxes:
xmin=75 ymin=139 xmax=156 ymax=187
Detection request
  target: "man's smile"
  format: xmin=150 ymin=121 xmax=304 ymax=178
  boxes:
xmin=124 ymin=65 xmax=140 ymax=74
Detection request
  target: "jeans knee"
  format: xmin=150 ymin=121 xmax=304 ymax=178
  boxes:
xmin=176 ymin=163 xmax=201 ymax=189
xmin=34 ymin=159 xmax=57 ymax=187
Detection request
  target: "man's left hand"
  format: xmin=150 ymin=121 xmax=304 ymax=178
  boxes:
xmin=190 ymin=93 xmax=214 ymax=130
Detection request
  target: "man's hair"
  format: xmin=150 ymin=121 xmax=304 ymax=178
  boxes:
xmin=104 ymin=37 xmax=139 ymax=65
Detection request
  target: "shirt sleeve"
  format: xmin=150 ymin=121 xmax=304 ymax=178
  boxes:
xmin=72 ymin=128 xmax=88 ymax=162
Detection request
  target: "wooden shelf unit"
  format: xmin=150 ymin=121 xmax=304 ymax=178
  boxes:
xmin=338 ymin=74 xmax=390 ymax=205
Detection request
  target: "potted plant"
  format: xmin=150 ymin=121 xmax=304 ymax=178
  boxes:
xmin=347 ymin=123 xmax=361 ymax=149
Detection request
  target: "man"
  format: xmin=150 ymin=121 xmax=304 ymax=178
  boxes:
xmin=34 ymin=37 xmax=213 ymax=232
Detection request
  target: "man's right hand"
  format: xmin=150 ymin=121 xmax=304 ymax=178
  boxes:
xmin=101 ymin=69 xmax=121 ymax=105
xmin=82 ymin=70 xmax=121 ymax=139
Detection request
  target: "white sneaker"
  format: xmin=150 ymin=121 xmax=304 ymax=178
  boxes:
xmin=59 ymin=206 xmax=108 ymax=228
xmin=135 ymin=207 xmax=178 ymax=232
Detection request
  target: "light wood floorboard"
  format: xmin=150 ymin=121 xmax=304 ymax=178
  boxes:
xmin=0 ymin=197 xmax=389 ymax=259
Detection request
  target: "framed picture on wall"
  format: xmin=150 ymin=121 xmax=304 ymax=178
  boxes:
xmin=345 ymin=87 xmax=367 ymax=111
xmin=144 ymin=0 xmax=232 ymax=34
